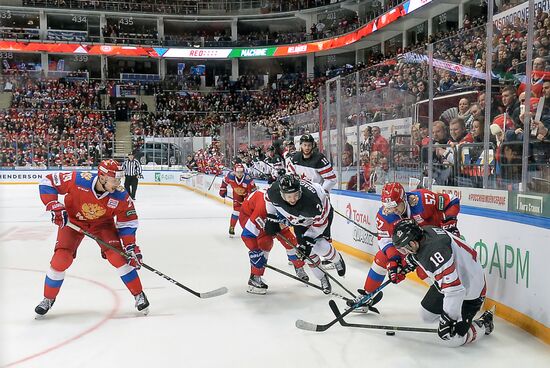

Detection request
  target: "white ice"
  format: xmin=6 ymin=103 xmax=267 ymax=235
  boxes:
xmin=1 ymin=184 xmax=549 ymax=368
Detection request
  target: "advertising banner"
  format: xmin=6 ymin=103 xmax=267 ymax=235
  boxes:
xmin=508 ymin=192 xmax=550 ymax=217
xmin=432 ymin=185 xmax=508 ymax=211
xmin=0 ymin=1 xmax=434 ymax=60
xmin=493 ymin=0 xmax=550 ymax=30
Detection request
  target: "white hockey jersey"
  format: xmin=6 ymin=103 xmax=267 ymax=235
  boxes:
xmin=287 ymin=151 xmax=337 ymax=192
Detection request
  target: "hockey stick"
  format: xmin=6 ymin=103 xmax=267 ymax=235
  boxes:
xmin=180 ymin=172 xmax=199 ymax=180
xmin=295 ymin=280 xmax=390 ymax=332
xmin=333 ymin=209 xmax=378 ymax=237
xmin=66 ymin=222 xmax=228 ymax=299
xmin=276 ymin=231 xmax=356 ymax=298
xmin=207 ymin=174 xmax=219 ymax=191
xmin=265 ymin=264 xmax=368 ymax=306
xmin=329 ymin=300 xmax=438 ymax=333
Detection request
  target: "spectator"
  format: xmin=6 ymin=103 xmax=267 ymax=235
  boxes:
xmin=370 ymin=126 xmax=389 ymax=157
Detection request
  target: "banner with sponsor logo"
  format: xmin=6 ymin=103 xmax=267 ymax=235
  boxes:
xmin=0 ymin=1 xmax=433 ymax=60
xmin=493 ymin=0 xmax=550 ymax=30
xmin=508 ymin=191 xmax=550 ymax=218
xmin=432 ymin=185 xmax=508 ymax=211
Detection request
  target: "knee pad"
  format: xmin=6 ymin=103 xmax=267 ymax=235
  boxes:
xmin=50 ymin=249 xmax=74 ymax=271
xmin=104 ymin=249 xmax=127 ymax=268
xmin=257 ymin=235 xmax=274 ymax=252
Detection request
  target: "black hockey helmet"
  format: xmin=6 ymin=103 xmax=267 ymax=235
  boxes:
xmin=392 ymin=219 xmax=423 ymax=251
xmin=300 ymin=134 xmax=315 ymax=144
xmin=267 ymin=145 xmax=275 ymax=151
xmin=279 ymin=174 xmax=301 ymax=194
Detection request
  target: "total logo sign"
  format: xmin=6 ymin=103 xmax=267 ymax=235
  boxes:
xmin=345 ymin=203 xmax=376 ymax=247
xmin=345 ymin=202 xmax=372 ymax=226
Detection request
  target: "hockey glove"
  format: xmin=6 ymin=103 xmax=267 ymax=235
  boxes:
xmin=386 ymin=259 xmax=406 ymax=284
xmin=264 ymin=216 xmax=281 ymax=236
xmin=442 ymin=219 xmax=460 ymax=237
xmin=45 ymin=201 xmax=68 ymax=228
xmin=124 ymin=244 xmax=143 ymax=269
xmin=219 ymin=189 xmax=227 ymax=198
xmin=438 ymin=312 xmax=457 ymax=340
xmin=297 ymin=236 xmax=315 ymax=260
xmin=402 ymin=254 xmax=418 ymax=274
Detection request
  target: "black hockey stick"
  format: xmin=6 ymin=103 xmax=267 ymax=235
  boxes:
xmin=330 ymin=300 xmax=438 ymax=333
xmin=276 ymin=231 xmax=356 ymax=298
xmin=295 ymin=280 xmax=390 ymax=332
xmin=265 ymin=264 xmax=370 ymax=306
xmin=66 ymin=222 xmax=228 ymax=299
xmin=333 ymin=209 xmax=378 ymax=237
xmin=207 ymin=173 xmax=219 ymax=191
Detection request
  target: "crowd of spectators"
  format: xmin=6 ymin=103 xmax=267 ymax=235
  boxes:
xmin=0 ymin=78 xmax=115 ymax=167
xmin=2 ymin=0 xmax=548 ymax=192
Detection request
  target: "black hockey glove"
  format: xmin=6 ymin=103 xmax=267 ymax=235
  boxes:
xmin=264 ymin=216 xmax=281 ymax=236
xmin=441 ymin=219 xmax=460 ymax=237
xmin=402 ymin=254 xmax=418 ymax=274
xmin=438 ymin=312 xmax=457 ymax=340
xmin=297 ymin=236 xmax=315 ymax=260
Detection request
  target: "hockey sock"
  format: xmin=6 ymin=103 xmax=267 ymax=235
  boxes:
xmin=306 ymin=254 xmax=325 ymax=280
xmin=117 ymin=264 xmax=143 ymax=296
xmin=230 ymin=215 xmax=239 ymax=228
xmin=44 ymin=267 xmax=65 ymax=299
xmin=363 ymin=262 xmax=386 ymax=293
xmin=286 ymin=249 xmax=305 ymax=268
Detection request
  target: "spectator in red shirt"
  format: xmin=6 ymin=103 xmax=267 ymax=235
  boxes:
xmin=370 ymin=126 xmax=389 ymax=157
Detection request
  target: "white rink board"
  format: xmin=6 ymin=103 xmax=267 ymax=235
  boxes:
xmin=329 ymin=190 xmax=550 ymax=329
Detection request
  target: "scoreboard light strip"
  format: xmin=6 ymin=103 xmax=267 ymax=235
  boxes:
xmin=0 ymin=0 xmax=432 ymax=59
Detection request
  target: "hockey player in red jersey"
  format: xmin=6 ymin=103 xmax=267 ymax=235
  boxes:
xmin=239 ymin=190 xmax=309 ymax=294
xmin=219 ymin=163 xmax=257 ymax=236
xmin=348 ymin=182 xmax=460 ymax=311
xmin=35 ymin=159 xmax=148 ymax=318
xmin=392 ymin=219 xmax=494 ymax=347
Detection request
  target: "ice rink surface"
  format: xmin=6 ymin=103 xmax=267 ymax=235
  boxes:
xmin=1 ymin=184 xmax=549 ymax=368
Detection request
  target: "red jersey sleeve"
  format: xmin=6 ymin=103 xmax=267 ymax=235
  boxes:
xmin=114 ymin=195 xmax=139 ymax=247
xmin=39 ymin=172 xmax=75 ymax=206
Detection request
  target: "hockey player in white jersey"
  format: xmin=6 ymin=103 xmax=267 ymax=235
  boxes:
xmin=264 ymin=174 xmax=346 ymax=294
xmin=287 ymin=134 xmax=336 ymax=192
xmin=391 ymin=219 xmax=495 ymax=347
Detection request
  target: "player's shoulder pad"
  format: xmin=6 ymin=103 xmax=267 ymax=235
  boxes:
xmin=415 ymin=226 xmax=453 ymax=273
xmin=75 ymin=172 xmax=94 ymax=188
xmin=406 ymin=191 xmax=422 ymax=208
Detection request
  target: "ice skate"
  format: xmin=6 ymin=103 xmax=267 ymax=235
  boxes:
xmin=478 ymin=306 xmax=495 ymax=335
xmin=346 ymin=290 xmax=383 ymax=314
xmin=294 ymin=265 xmax=309 ymax=282
xmin=334 ymin=253 xmax=346 ymax=276
xmin=35 ymin=297 xmax=55 ymax=319
xmin=247 ymin=274 xmax=268 ymax=295
xmin=135 ymin=292 xmax=150 ymax=315
xmin=320 ymin=275 xmax=331 ymax=294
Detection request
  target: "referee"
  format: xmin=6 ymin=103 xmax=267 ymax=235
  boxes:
xmin=122 ymin=153 xmax=142 ymax=200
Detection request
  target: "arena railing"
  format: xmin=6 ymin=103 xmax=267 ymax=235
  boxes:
xmin=21 ymin=0 xmax=340 ymax=15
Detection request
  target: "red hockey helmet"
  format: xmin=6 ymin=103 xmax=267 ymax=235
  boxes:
xmin=381 ymin=182 xmax=405 ymax=209
xmin=98 ymin=159 xmax=124 ymax=179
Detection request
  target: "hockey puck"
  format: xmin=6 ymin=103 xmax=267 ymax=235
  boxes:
xmin=386 ymin=331 xmax=396 ymax=336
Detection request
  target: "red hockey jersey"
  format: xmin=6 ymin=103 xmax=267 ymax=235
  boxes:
xmin=39 ymin=171 xmax=138 ymax=246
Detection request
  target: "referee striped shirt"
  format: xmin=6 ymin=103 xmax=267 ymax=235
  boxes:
xmin=122 ymin=159 xmax=142 ymax=176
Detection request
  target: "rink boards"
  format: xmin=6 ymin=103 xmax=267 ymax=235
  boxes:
xmin=1 ymin=168 xmax=549 ymax=344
